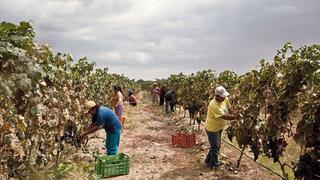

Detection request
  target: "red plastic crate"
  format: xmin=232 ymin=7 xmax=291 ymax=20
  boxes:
xmin=172 ymin=133 xmax=196 ymax=148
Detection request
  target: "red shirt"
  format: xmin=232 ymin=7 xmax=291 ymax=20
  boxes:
xmin=129 ymin=95 xmax=137 ymax=104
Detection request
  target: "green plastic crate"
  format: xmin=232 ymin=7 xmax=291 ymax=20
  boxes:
xmin=94 ymin=153 xmax=130 ymax=178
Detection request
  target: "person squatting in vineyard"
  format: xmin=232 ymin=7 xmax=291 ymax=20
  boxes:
xmin=151 ymin=83 xmax=160 ymax=104
xmin=204 ymin=86 xmax=239 ymax=169
xmin=159 ymin=85 xmax=167 ymax=106
xmin=113 ymin=85 xmax=126 ymax=125
xmin=164 ymin=90 xmax=176 ymax=113
xmin=128 ymin=90 xmax=137 ymax=106
xmin=80 ymin=101 xmax=122 ymax=155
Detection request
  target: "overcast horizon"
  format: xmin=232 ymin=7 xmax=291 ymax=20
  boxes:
xmin=1 ymin=0 xmax=320 ymax=80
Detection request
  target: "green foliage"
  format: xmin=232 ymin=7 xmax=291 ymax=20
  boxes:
xmin=0 ymin=21 xmax=138 ymax=178
xmin=159 ymin=70 xmax=218 ymax=112
xmin=1 ymin=21 xmax=319 ymax=179
xmin=162 ymin=43 xmax=320 ymax=179
xmin=49 ymin=162 xmax=74 ymax=179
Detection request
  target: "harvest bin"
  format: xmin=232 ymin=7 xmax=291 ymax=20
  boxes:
xmin=94 ymin=153 xmax=130 ymax=178
xmin=172 ymin=133 xmax=196 ymax=148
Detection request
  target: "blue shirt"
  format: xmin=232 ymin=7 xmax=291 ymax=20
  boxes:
xmin=92 ymin=106 xmax=122 ymax=132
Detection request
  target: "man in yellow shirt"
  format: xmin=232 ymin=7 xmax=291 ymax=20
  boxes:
xmin=204 ymin=86 xmax=238 ymax=169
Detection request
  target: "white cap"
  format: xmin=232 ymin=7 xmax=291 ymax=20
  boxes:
xmin=214 ymin=86 xmax=230 ymax=98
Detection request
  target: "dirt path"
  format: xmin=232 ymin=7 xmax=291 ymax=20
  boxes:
xmin=87 ymin=91 xmax=279 ymax=180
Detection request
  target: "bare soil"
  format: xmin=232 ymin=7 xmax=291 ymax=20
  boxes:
xmin=75 ymin=91 xmax=280 ymax=180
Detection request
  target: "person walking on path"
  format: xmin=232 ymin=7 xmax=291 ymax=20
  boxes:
xmin=159 ymin=85 xmax=167 ymax=106
xmin=204 ymin=86 xmax=239 ymax=169
xmin=113 ymin=85 xmax=125 ymax=125
xmin=128 ymin=90 xmax=137 ymax=106
xmin=164 ymin=90 xmax=176 ymax=113
xmin=80 ymin=101 xmax=122 ymax=155
xmin=151 ymin=83 xmax=160 ymax=104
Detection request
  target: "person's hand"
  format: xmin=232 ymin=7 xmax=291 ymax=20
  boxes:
xmin=114 ymin=103 xmax=119 ymax=108
xmin=231 ymin=113 xmax=239 ymax=120
xmin=84 ymin=111 xmax=90 ymax=117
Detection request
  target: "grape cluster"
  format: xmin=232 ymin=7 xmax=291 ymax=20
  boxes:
xmin=294 ymin=151 xmax=320 ymax=180
xmin=59 ymin=121 xmax=85 ymax=149
xmin=267 ymin=137 xmax=288 ymax=162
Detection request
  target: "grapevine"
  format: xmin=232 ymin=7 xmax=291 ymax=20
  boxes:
xmin=162 ymin=43 xmax=320 ymax=179
xmin=0 ymin=21 xmax=138 ymax=178
xmin=1 ymin=21 xmax=319 ymax=179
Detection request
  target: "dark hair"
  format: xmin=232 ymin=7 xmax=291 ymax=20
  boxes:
xmin=128 ymin=90 xmax=133 ymax=96
xmin=113 ymin=85 xmax=123 ymax=93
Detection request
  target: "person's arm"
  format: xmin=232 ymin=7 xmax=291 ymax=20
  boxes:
xmin=210 ymin=101 xmax=238 ymax=120
xmin=80 ymin=123 xmax=100 ymax=140
xmin=114 ymin=94 xmax=120 ymax=107
xmin=222 ymin=98 xmax=238 ymax=120
xmin=132 ymin=95 xmax=137 ymax=103
xmin=115 ymin=92 xmax=123 ymax=107
xmin=221 ymin=113 xmax=238 ymax=120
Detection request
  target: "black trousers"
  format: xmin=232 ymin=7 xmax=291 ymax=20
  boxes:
xmin=159 ymin=95 xmax=165 ymax=106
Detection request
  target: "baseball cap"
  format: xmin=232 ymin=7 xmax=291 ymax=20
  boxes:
xmin=214 ymin=86 xmax=230 ymax=98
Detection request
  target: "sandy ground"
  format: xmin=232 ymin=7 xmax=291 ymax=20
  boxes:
xmin=79 ymin=91 xmax=279 ymax=180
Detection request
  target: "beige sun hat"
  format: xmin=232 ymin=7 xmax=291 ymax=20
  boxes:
xmin=84 ymin=100 xmax=96 ymax=113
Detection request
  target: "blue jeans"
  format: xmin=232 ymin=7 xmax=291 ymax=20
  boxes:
xmin=105 ymin=129 xmax=121 ymax=155
xmin=205 ymin=129 xmax=222 ymax=168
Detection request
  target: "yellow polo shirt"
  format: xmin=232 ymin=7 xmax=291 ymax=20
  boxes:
xmin=205 ymin=97 xmax=231 ymax=132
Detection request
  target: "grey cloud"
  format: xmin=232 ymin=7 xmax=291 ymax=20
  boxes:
xmin=1 ymin=0 xmax=320 ymax=80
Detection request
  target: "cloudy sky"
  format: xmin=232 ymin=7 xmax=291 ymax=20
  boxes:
xmin=1 ymin=0 xmax=320 ymax=80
